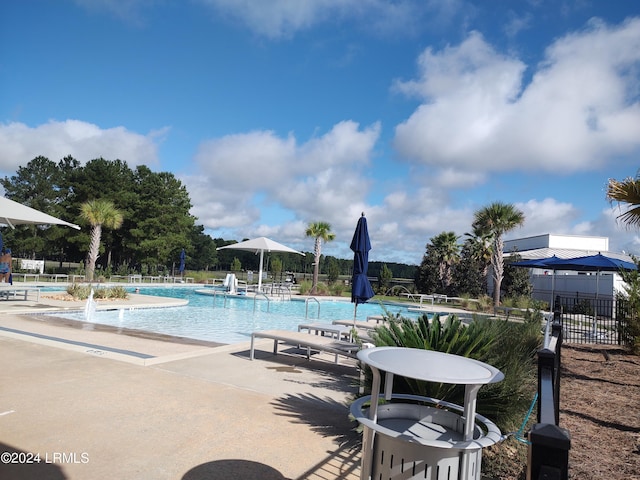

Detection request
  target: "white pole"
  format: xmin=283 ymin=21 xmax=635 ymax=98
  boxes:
xmin=258 ymin=249 xmax=264 ymax=292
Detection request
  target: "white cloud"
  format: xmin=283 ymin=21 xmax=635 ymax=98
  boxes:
xmin=435 ymin=168 xmax=486 ymax=188
xmin=504 ymin=11 xmax=532 ymax=38
xmin=394 ymin=18 xmax=640 ymax=173
xmin=194 ymin=130 xmax=297 ymax=190
xmin=72 ymin=0 xmax=155 ymax=24
xmin=514 ymin=198 xmax=581 ymax=237
xmin=0 ymin=120 xmax=163 ymax=171
xmin=186 ymin=120 xmax=382 ymax=251
xmin=198 ymin=0 xmax=428 ymax=38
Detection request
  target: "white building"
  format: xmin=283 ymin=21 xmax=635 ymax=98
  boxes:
xmin=504 ymin=234 xmax=633 ymax=306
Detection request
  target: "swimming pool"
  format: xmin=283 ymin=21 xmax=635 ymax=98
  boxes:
xmin=49 ymin=286 xmax=423 ymax=344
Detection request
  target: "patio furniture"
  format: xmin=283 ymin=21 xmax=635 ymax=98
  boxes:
xmin=351 ymin=347 xmax=504 ymax=480
xmin=249 ymin=329 xmax=359 ymax=364
xmin=0 ymin=286 xmax=41 ymax=301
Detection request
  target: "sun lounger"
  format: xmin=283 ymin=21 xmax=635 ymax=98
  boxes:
xmin=297 ymin=322 xmax=353 ymax=340
xmin=0 ymin=286 xmax=40 ymax=302
xmin=332 ymin=319 xmax=385 ymax=331
xmin=250 ymin=329 xmax=359 ymax=364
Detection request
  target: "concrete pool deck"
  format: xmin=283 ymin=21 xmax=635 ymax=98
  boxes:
xmin=0 ymin=286 xmax=483 ymax=479
xmin=0 ymin=289 xmax=363 ymax=479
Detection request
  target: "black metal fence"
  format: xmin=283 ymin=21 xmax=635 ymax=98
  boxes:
xmin=527 ymin=308 xmax=571 ymax=480
xmin=554 ymin=296 xmax=633 ymax=346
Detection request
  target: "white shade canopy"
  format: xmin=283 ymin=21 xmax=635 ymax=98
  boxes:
xmin=217 ymin=237 xmax=304 ymax=292
xmin=0 ymin=196 xmax=81 ymax=230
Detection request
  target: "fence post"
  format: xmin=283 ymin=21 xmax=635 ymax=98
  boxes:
xmin=528 ymin=423 xmax=571 ymax=480
xmin=528 ymin=305 xmax=571 ymax=480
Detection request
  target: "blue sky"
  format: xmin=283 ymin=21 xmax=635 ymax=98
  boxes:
xmin=1 ymin=0 xmax=640 ymax=264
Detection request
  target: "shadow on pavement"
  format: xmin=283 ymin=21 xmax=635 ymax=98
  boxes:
xmin=0 ymin=442 xmax=67 ymax=480
xmin=271 ymin=393 xmax=362 ymax=479
xmin=182 ymin=459 xmax=289 ymax=480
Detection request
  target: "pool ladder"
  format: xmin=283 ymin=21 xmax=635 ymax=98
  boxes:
xmin=305 ymin=297 xmax=320 ymax=319
xmin=253 ymin=293 xmax=270 ymax=312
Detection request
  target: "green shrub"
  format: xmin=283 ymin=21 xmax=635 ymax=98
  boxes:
xmin=107 ymin=286 xmax=129 ymax=299
xmin=571 ymin=299 xmax=594 ymax=316
xmin=329 ymin=282 xmax=346 ymax=296
xmin=65 ymin=284 xmax=129 ymax=300
xmin=369 ymin=311 xmax=542 ymax=479
xmin=298 ymin=280 xmax=312 ymax=295
xmin=312 ymin=282 xmax=330 ymax=295
xmin=477 ymin=295 xmax=493 ymax=311
xmin=372 ymin=315 xmax=495 ymax=401
xmin=66 ymin=283 xmax=92 ymax=299
xmin=92 ymin=288 xmax=108 ymax=299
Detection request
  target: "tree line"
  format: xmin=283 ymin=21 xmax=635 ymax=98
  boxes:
xmin=1 ymin=156 xmax=208 ymax=276
xmin=1 ymin=156 xmax=417 ymax=280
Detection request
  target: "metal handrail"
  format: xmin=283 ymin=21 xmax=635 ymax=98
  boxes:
xmin=305 ymin=297 xmax=320 ymax=319
xmin=209 ymin=289 xmax=229 ymax=308
xmin=383 ymin=285 xmax=413 ymax=297
xmin=253 ymin=293 xmax=270 ymax=312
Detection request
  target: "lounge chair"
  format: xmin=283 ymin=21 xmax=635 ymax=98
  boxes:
xmin=0 ymin=286 xmax=40 ymax=301
xmin=332 ymin=319 xmax=385 ymax=331
xmin=249 ymin=329 xmax=359 ymax=364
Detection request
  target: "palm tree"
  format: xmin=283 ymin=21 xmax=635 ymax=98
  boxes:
xmin=305 ymin=221 xmax=335 ymax=294
xmin=80 ymin=199 xmax=124 ymax=282
xmin=472 ymin=202 xmax=525 ymax=306
xmin=607 ymin=174 xmax=640 ymax=354
xmin=607 ymin=174 xmax=640 ymax=228
xmin=464 ymin=225 xmax=493 ymax=280
xmin=430 ymin=231 xmax=460 ymax=293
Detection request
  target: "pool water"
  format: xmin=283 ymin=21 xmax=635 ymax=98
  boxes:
xmin=49 ymin=286 xmax=423 ymax=344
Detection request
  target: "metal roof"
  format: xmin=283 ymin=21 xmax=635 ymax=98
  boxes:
xmin=504 ymin=247 xmax=634 ymax=262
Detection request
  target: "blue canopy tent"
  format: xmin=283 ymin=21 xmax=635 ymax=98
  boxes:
xmin=541 ymin=253 xmax=636 ymax=274
xmin=350 ymin=213 xmax=374 ymax=320
xmin=516 ymin=253 xmax=637 ymax=339
xmin=510 ymin=255 xmax=562 ymax=307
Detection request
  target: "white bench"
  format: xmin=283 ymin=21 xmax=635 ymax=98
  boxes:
xmin=250 ymin=329 xmax=359 ymax=364
xmin=0 ymin=286 xmax=41 ymax=302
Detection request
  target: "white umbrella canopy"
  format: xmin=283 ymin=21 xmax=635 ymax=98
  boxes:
xmin=0 ymin=196 xmax=80 ymax=230
xmin=217 ymin=237 xmax=304 ymax=292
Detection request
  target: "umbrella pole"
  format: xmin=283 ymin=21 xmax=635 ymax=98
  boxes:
xmin=258 ymin=249 xmax=264 ymax=293
xmin=591 ymin=271 xmax=600 ymax=338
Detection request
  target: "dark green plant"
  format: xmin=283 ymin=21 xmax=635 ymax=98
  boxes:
xmin=326 ymin=257 xmax=340 ymax=284
xmin=367 ymin=311 xmax=541 ymax=480
xmin=371 ymin=314 xmax=494 ymax=404
xmin=66 ymin=283 xmax=92 ymax=299
xmin=370 ymin=313 xmax=540 ymax=433
xmin=378 ymin=264 xmax=393 ymax=293
xmin=571 ymin=299 xmax=594 ymax=316
xmin=616 ymin=255 xmax=640 ymax=353
xmin=65 ymin=283 xmax=129 ymax=300
xmin=106 ymin=285 xmax=129 ymax=299
xmin=231 ymin=257 xmax=241 ymax=272
xmin=329 ymin=282 xmax=345 ymax=296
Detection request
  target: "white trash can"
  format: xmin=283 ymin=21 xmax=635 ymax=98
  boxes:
xmin=352 ymin=347 xmax=505 ymax=480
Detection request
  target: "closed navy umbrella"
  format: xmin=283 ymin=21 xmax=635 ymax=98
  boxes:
xmin=351 ymin=213 xmax=374 ymax=319
xmin=178 ymin=248 xmax=186 ymax=275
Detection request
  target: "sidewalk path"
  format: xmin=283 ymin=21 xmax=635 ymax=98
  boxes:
xmin=0 ymin=291 xmax=362 ymax=480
